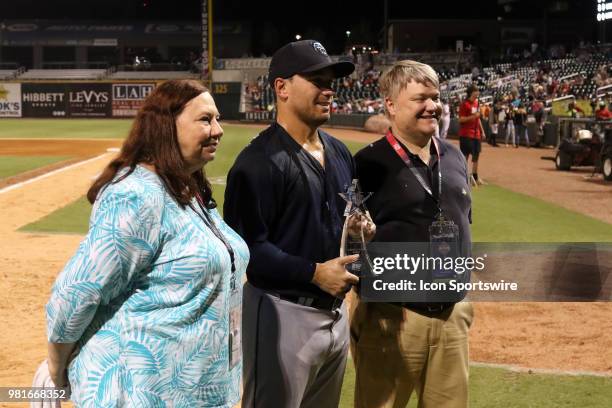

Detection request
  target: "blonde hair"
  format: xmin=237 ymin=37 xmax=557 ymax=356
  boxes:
xmin=379 ymin=60 xmax=439 ymax=102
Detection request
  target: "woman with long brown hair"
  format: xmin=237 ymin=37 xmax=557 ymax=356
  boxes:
xmin=45 ymin=80 xmax=249 ymax=407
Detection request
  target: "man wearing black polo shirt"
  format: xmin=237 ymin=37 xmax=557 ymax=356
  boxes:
xmin=352 ymin=60 xmax=474 ymax=408
xmin=225 ymin=40 xmax=374 ymax=408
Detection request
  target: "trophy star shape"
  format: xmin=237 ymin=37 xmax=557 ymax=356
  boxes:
xmin=339 ymin=179 xmax=374 ymax=281
xmin=339 ymin=179 xmax=372 ymax=217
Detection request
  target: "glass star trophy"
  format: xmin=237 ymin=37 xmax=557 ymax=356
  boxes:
xmin=339 ymin=179 xmax=373 ymax=279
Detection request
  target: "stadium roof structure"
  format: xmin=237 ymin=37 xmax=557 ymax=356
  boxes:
xmin=0 ymin=20 xmax=220 ymax=46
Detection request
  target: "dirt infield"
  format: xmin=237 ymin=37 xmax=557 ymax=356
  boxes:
xmin=0 ymin=139 xmax=122 ymax=156
xmin=475 ymin=143 xmax=612 ymax=225
xmin=0 ymin=152 xmax=113 ymax=407
xmin=0 ymin=131 xmax=611 ymax=406
xmin=0 ymin=139 xmax=123 ymax=189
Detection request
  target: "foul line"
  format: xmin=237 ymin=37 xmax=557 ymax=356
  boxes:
xmin=0 ymin=153 xmax=111 ymax=195
xmin=471 ymin=361 xmax=612 ymax=378
xmin=346 ymin=353 xmax=612 ymax=378
xmin=208 ymin=176 xmax=226 ymax=186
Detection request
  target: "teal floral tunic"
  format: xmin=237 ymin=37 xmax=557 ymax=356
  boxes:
xmin=46 ymin=166 xmax=249 ymax=407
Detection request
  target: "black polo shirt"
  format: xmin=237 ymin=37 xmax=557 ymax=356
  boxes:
xmin=224 ymin=122 xmax=354 ymax=299
xmin=355 ymin=135 xmax=472 ymax=257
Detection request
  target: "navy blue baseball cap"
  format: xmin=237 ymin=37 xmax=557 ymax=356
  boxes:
xmin=268 ymin=40 xmax=355 ymax=87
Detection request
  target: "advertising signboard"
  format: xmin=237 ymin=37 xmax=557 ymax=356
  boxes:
xmin=66 ymin=83 xmax=111 ymax=117
xmin=22 ymin=83 xmax=67 ymax=117
xmin=0 ymin=83 xmax=22 ymax=117
xmin=112 ymin=83 xmax=155 ymax=117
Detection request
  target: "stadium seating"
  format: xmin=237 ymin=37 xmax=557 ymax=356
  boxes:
xmin=246 ymin=71 xmax=384 ymax=115
xmin=0 ymin=69 xmax=21 ymax=80
xmin=241 ymin=48 xmax=610 ymax=119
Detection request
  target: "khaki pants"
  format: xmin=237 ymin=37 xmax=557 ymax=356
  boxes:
xmin=350 ymin=298 xmax=474 ymax=408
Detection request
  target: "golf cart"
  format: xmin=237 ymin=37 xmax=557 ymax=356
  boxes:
xmin=555 ymin=118 xmax=612 ymax=180
xmin=602 ymin=129 xmax=612 ymax=181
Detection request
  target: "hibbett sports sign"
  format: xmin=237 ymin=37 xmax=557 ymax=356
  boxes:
xmin=0 ymin=83 xmax=22 ymax=117
xmin=112 ymin=84 xmax=155 ymax=117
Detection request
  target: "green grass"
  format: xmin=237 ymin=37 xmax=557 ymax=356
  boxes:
xmin=471 ymin=184 xmax=612 ymax=242
xmin=0 ymin=119 xmax=132 ymax=139
xmin=0 ymin=155 xmax=71 ymax=179
xmin=20 ymin=196 xmax=92 ymax=234
xmin=468 ymin=366 xmax=612 ymax=408
xmin=22 ymin=167 xmax=612 ymax=242
xmin=19 ymin=124 xmax=612 ymax=241
xmin=339 ymin=362 xmax=612 ymax=407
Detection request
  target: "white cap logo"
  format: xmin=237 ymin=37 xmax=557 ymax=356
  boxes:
xmin=312 ymin=42 xmax=328 ymax=56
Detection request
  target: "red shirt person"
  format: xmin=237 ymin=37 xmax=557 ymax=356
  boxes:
xmin=459 ymin=91 xmax=481 ymax=139
xmin=596 ymin=101 xmax=612 ymax=120
xmin=458 ymin=85 xmax=486 ymax=185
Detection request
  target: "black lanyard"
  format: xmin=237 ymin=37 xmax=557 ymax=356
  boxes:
xmin=385 ymin=130 xmax=443 ymax=217
xmin=191 ymin=195 xmax=237 ymax=292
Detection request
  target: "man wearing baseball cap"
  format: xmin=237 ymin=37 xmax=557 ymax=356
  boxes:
xmin=225 ymin=40 xmax=374 ymax=407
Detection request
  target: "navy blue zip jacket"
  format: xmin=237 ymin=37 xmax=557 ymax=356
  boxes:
xmin=224 ymin=122 xmax=354 ymax=299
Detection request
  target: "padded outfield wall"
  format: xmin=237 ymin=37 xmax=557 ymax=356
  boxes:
xmin=0 ymin=81 xmax=242 ymax=119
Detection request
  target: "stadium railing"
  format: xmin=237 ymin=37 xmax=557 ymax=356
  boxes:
xmin=0 ymin=66 xmax=25 ymax=80
xmin=18 ymin=69 xmax=107 ymax=80
xmin=109 ymin=71 xmax=200 ymax=80
xmin=114 ymin=63 xmax=196 ymax=72
xmin=41 ymin=62 xmax=111 ymax=69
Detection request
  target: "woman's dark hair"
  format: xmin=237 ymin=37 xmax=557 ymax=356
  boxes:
xmin=87 ymin=79 xmax=215 ymax=208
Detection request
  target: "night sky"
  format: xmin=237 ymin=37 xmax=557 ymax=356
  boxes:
xmin=0 ymin=0 xmax=594 ymax=20
xmin=0 ymin=0 xmax=599 ymax=54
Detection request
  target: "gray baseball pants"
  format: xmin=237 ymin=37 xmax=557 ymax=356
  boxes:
xmin=241 ymin=282 xmax=349 ymax=408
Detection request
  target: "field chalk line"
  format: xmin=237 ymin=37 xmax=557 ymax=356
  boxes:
xmin=1 ymin=150 xmax=227 ymax=195
xmin=471 ymin=361 xmax=612 ymax=378
xmin=0 ymin=152 xmax=112 ymax=195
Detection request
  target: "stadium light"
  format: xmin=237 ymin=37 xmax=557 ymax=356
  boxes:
xmin=596 ymin=1 xmax=612 ymax=21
